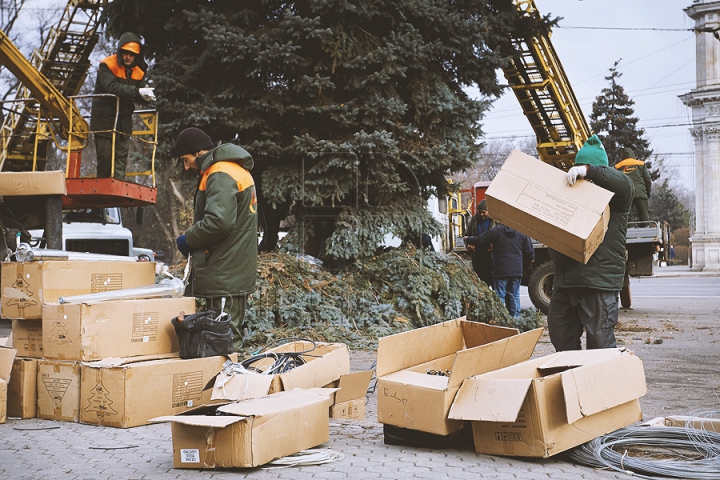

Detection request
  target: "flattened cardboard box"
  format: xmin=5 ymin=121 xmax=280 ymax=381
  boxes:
xmin=376 ymin=318 xmax=543 ymax=436
xmin=449 ymin=348 xmax=646 ymax=458
xmin=0 ymin=347 xmax=17 ymax=423
xmin=1 ymin=260 xmax=156 ymax=319
xmin=150 ymin=389 xmax=334 ymax=469
xmin=37 ymin=359 xmax=80 ymax=422
xmin=8 ymin=357 xmax=38 ymax=418
xmin=11 ymin=319 xmax=42 ymax=358
xmin=210 ymin=341 xmax=351 ymax=401
xmin=80 ymin=353 xmax=236 ymax=428
xmin=42 ymin=297 xmax=194 ymax=361
xmin=0 ymin=171 xmax=66 ymax=196
xmin=485 ymin=150 xmax=614 ymax=264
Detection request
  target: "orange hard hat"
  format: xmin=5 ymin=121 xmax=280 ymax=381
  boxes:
xmin=120 ymin=41 xmax=141 ymax=54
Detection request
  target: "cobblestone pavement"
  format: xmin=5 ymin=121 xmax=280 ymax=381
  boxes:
xmin=2 ymin=269 xmax=718 ymax=479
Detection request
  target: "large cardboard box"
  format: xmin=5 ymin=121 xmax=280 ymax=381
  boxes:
xmin=42 ymin=297 xmax=194 ymax=361
xmin=485 ymin=150 xmax=615 ymax=264
xmin=37 ymin=359 xmax=81 ymax=422
xmin=151 ymin=389 xmax=334 ymax=468
xmin=80 ymin=353 xmax=235 ymax=428
xmin=2 ymin=260 xmax=156 ymax=319
xmin=0 ymin=171 xmax=66 ymax=196
xmin=448 ymin=348 xmax=646 ymax=458
xmin=11 ymin=319 xmax=43 ymax=358
xmin=210 ymin=341 xmax=351 ymax=401
xmin=376 ymin=318 xmax=543 ymax=436
xmin=8 ymin=357 xmax=38 ymax=418
xmin=0 ymin=347 xmax=17 ymax=423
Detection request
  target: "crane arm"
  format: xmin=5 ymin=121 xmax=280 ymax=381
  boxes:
xmin=0 ymin=29 xmax=89 ymax=147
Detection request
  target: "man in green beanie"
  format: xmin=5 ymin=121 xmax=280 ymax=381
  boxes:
xmin=175 ymin=127 xmax=257 ymax=352
xmin=548 ymin=134 xmax=634 ymax=350
xmin=615 ymin=148 xmax=652 ymax=223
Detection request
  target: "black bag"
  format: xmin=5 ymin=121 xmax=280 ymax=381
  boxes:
xmin=171 ymin=309 xmax=234 ymax=359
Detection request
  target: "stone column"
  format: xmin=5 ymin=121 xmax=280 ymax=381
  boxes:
xmin=682 ymin=1 xmax=720 ymax=271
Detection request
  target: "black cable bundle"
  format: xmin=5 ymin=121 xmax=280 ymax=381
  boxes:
xmin=241 ymin=337 xmax=317 ymax=374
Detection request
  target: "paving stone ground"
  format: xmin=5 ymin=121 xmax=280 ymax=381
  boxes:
xmin=1 ymin=268 xmax=718 ymax=479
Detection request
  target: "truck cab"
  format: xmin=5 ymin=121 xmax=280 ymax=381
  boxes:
xmin=29 ymin=207 xmax=154 ymax=261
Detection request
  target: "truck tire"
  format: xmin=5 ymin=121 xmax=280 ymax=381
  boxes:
xmin=620 ymin=273 xmax=631 ymax=309
xmin=528 ymin=261 xmax=554 ymax=314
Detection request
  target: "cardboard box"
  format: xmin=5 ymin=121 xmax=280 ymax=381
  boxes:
xmin=150 ymin=389 xmax=334 ymax=468
xmin=448 ymin=348 xmax=646 ymax=458
xmin=8 ymin=357 xmax=38 ymax=418
xmin=42 ymin=297 xmax=194 ymax=361
xmin=325 ymin=370 xmax=373 ymax=419
xmin=80 ymin=353 xmax=235 ymax=428
xmin=0 ymin=346 xmax=17 ymax=423
xmin=2 ymin=260 xmax=156 ymax=319
xmin=376 ymin=318 xmax=543 ymax=436
xmin=11 ymin=319 xmax=43 ymax=358
xmin=0 ymin=171 xmax=66 ymax=196
xmin=485 ymin=150 xmax=615 ymax=264
xmin=210 ymin=341 xmax=351 ymax=401
xmin=37 ymin=359 xmax=81 ymax=422
xmin=331 ymin=398 xmax=366 ymax=420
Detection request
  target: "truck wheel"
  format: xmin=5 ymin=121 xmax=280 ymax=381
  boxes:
xmin=620 ymin=273 xmax=632 ymax=309
xmin=528 ymin=261 xmax=554 ymax=314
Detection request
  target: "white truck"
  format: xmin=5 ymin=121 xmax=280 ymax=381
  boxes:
xmin=29 ymin=207 xmax=155 ymax=261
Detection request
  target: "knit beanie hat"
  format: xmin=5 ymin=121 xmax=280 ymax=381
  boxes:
xmin=477 ymin=199 xmax=487 ymax=211
xmin=175 ymin=127 xmax=214 ymax=156
xmin=574 ymin=134 xmax=608 ymax=167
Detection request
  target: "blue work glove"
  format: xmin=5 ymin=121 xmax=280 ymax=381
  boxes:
xmin=176 ymin=234 xmax=191 ymax=257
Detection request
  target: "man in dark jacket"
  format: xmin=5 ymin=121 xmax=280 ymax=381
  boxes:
xmin=465 ymin=199 xmax=496 ymax=286
xmin=465 ymin=224 xmax=534 ymax=317
xmin=174 ymin=127 xmax=258 ymax=351
xmin=548 ymin=134 xmax=633 ymax=350
xmin=615 ymin=148 xmax=652 ymax=222
xmin=91 ymin=32 xmax=155 ymax=178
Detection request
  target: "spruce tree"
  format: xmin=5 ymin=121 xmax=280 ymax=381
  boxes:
xmin=104 ymin=0 xmax=550 ymax=260
xmin=589 ymin=60 xmax=656 ymax=178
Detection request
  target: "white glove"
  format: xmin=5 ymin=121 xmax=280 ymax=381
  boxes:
xmin=566 ymin=165 xmax=588 ymax=186
xmin=139 ymin=87 xmax=156 ymax=102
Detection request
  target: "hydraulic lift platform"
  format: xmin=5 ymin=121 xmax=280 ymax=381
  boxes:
xmin=62 ymin=178 xmax=157 ymax=209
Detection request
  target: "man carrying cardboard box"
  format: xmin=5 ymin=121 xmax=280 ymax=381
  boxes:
xmin=547 ymin=135 xmax=633 ymax=351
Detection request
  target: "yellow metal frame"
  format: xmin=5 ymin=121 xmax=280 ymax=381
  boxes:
xmin=505 ymin=0 xmax=591 ymax=170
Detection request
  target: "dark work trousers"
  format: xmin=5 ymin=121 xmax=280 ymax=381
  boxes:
xmin=205 ymin=294 xmax=248 ymax=352
xmin=547 ymin=288 xmax=619 ymax=351
xmin=94 ymin=113 xmax=132 ymax=179
xmin=633 ymin=197 xmax=650 ymax=223
xmin=473 ymin=249 xmax=493 ymax=287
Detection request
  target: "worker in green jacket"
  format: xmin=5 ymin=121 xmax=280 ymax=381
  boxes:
xmin=615 ymin=148 xmax=652 ymax=223
xmin=175 ymin=127 xmax=258 ymax=351
xmin=91 ymin=32 xmax=156 ymax=178
xmin=548 ymin=135 xmax=634 ymax=351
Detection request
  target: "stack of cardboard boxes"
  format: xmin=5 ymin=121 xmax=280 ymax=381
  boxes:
xmin=0 ymin=259 xmax=234 ymax=427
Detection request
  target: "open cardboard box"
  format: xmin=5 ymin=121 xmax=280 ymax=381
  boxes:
xmin=150 ymin=388 xmax=335 ymax=468
xmin=376 ymin=318 xmax=543 ymax=436
xmin=0 ymin=346 xmax=17 ymax=423
xmin=485 ymin=150 xmax=614 ymax=264
xmin=324 ymin=370 xmax=373 ymax=420
xmin=80 ymin=353 xmax=237 ymax=428
xmin=210 ymin=341 xmax=350 ymax=401
xmin=449 ymin=348 xmax=646 ymax=457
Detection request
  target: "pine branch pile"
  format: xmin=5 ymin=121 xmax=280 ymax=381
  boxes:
xmin=242 ymin=248 xmax=544 ymax=351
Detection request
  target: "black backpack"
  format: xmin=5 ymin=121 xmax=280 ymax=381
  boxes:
xmin=171 ymin=309 xmax=234 ymax=359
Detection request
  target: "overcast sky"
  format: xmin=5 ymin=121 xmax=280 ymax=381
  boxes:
xmin=477 ymin=0 xmax=698 ymax=189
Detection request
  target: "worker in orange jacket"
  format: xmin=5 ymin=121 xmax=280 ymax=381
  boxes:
xmin=615 ymin=148 xmax=652 ymax=222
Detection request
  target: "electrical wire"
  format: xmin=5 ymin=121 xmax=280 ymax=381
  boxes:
xmin=565 ymin=412 xmax=720 ymax=479
xmin=264 ymin=448 xmax=344 ymax=468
